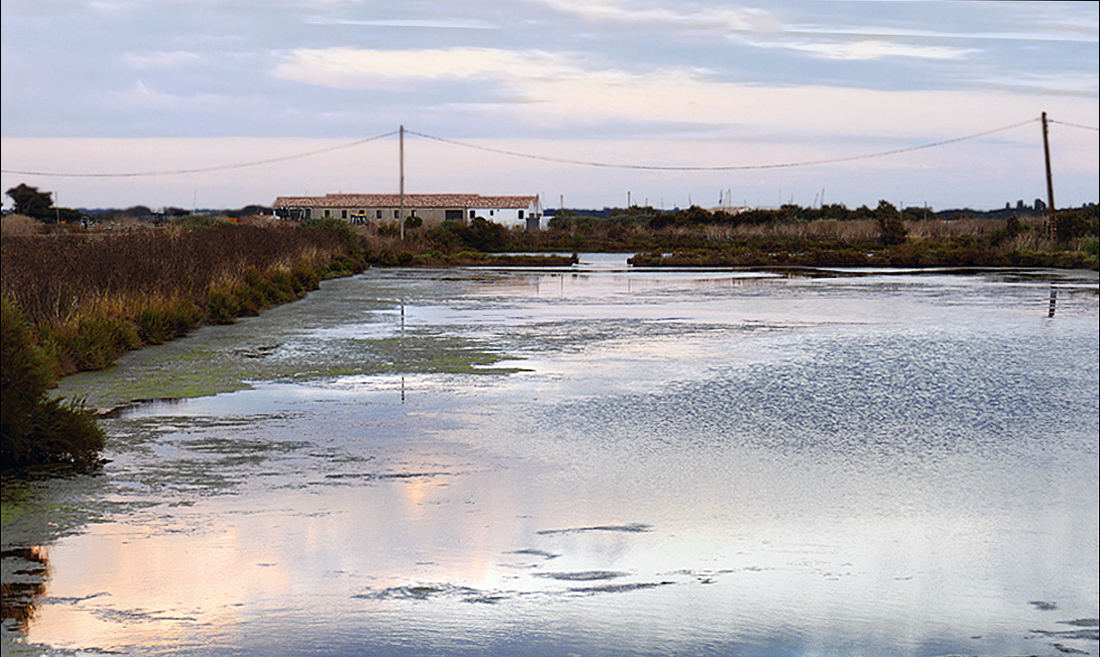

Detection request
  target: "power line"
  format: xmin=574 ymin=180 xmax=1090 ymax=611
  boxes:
xmin=1 ymin=116 xmax=1072 ymax=179
xmin=406 ymin=118 xmax=1040 ymax=171
xmin=1048 ymin=119 xmax=1100 ymax=132
xmin=0 ymin=130 xmax=399 ymax=178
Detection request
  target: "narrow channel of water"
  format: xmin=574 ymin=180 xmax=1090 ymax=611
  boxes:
xmin=3 ymin=259 xmax=1098 ymax=656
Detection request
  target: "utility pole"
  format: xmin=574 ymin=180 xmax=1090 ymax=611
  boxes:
xmin=398 ymin=125 xmax=406 ymax=240
xmin=399 ymin=125 xmax=405 ymax=240
xmin=1041 ymin=112 xmax=1056 ymax=239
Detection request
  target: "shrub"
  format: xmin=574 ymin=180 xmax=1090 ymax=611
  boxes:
xmin=138 ymin=308 xmax=169 ymax=345
xmin=74 ymin=315 xmax=141 ymax=371
xmin=137 ymin=299 xmax=201 ymax=345
xmin=291 ymin=261 xmax=321 ymax=292
xmin=208 ymin=288 xmax=241 ymax=325
xmin=874 ymin=200 xmax=908 ymax=246
xmin=233 ymin=286 xmax=265 ymax=317
xmin=2 ymin=297 xmax=104 ymax=468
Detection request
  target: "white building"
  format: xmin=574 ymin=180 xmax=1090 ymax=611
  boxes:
xmin=273 ymin=193 xmax=543 ymax=230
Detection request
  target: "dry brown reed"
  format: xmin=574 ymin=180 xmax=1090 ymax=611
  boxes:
xmin=2 ymin=223 xmax=353 ymax=376
xmin=1 ymin=214 xmax=43 ymax=236
xmin=2 ymin=224 xmax=343 ymax=325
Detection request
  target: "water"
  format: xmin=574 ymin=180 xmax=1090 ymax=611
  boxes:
xmin=3 ymin=258 xmax=1098 ymax=656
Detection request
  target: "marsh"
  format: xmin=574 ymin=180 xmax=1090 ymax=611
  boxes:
xmin=3 ymin=257 xmax=1097 ymax=656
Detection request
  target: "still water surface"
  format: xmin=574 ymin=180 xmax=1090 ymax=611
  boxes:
xmin=4 ymin=257 xmax=1099 ymax=656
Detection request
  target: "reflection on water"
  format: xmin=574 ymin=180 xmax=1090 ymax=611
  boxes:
xmin=3 ymin=262 xmax=1099 ymax=656
xmin=0 ymin=547 xmax=49 ymax=633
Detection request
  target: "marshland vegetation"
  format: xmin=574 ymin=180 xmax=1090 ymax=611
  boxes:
xmin=355 ymin=200 xmax=1098 ymax=268
xmin=1 ymin=216 xmax=364 ymax=467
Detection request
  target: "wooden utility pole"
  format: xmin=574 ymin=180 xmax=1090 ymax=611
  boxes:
xmin=1041 ymin=112 xmax=1056 ymax=240
xmin=399 ymin=125 xmax=405 ymax=240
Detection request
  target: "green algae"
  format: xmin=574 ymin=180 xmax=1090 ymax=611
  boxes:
xmin=57 ymin=324 xmax=527 ymax=412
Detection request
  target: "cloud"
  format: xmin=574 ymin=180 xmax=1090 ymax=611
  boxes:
xmin=273 ymin=46 xmax=1067 ymax=141
xmin=982 ymin=72 xmax=1100 ymax=97
xmin=531 ymin=0 xmax=781 ymax=32
xmin=780 ymin=24 xmax=1099 ymax=44
xmin=753 ymin=38 xmax=978 ymax=61
xmin=124 ymin=50 xmax=204 ymax=70
xmin=276 ymin=47 xmax=585 ymax=87
xmin=534 ymin=0 xmax=1097 ymax=44
xmin=113 ymin=80 xmax=225 ymax=110
xmin=86 ymin=0 xmax=134 ymax=14
xmin=303 ymin=16 xmax=499 ymax=30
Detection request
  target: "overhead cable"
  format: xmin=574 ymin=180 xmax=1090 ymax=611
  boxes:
xmin=406 ymin=118 xmax=1040 ymax=171
xmin=1048 ymin=119 xmax=1100 ymax=132
xmin=0 ymin=130 xmax=399 ymax=178
xmin=1 ymin=117 xmax=1069 ymax=178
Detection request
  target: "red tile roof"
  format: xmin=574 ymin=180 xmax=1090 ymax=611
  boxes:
xmin=274 ymin=193 xmax=537 ymax=209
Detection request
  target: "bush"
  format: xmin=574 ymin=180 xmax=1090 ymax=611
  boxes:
xmin=2 ymin=297 xmax=104 ymax=468
xmin=137 ymin=299 xmax=201 ymax=345
xmin=1056 ymin=207 xmax=1100 ymax=242
xmin=874 ymin=200 xmax=908 ymax=246
xmin=291 ymin=261 xmax=321 ymax=292
xmin=173 ymin=214 xmax=231 ymax=230
xmin=208 ymin=288 xmax=241 ymax=325
xmin=74 ymin=315 xmax=141 ymax=371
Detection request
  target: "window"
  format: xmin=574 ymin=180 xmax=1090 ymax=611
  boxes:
xmin=341 ymin=210 xmax=347 ymax=219
xmin=489 ymin=210 xmax=494 ymax=216
xmin=394 ymin=210 xmax=399 ymax=219
xmin=470 ymin=210 xmax=476 ymax=219
xmin=376 ymin=210 xmax=382 ymax=219
xmin=324 ymin=210 xmax=330 ymax=218
xmin=518 ymin=210 xmax=524 ymax=219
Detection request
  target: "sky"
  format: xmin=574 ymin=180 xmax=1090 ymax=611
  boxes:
xmin=2 ymin=0 xmax=1098 ymax=212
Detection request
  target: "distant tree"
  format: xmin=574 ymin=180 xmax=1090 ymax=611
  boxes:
xmin=5 ymin=183 xmax=54 ymax=220
xmin=547 ymin=210 xmax=576 ymax=232
xmin=1055 ymin=206 xmax=1100 ymax=241
xmin=820 ymin=203 xmax=850 ymax=221
xmin=466 ymin=217 xmax=508 ymax=251
xmin=682 ymin=205 xmax=711 ymax=225
xmin=119 ymin=206 xmax=154 ymax=218
xmin=734 ymin=208 xmax=779 ymax=226
xmin=225 ymin=205 xmax=273 ymax=219
xmin=780 ymin=204 xmax=803 ymax=221
xmin=873 ymin=200 xmax=908 ymax=245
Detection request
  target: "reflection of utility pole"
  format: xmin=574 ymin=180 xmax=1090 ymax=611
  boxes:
xmin=400 ymin=299 xmax=405 ymax=402
xmin=399 ymin=125 xmax=405 ymax=241
xmin=1041 ymin=112 xmax=1057 ymax=239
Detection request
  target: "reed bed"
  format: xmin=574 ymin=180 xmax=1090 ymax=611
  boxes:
xmin=2 ymin=222 xmax=359 ymax=378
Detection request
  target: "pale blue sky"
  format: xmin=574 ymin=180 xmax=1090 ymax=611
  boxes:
xmin=2 ymin=0 xmax=1097 ymax=211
